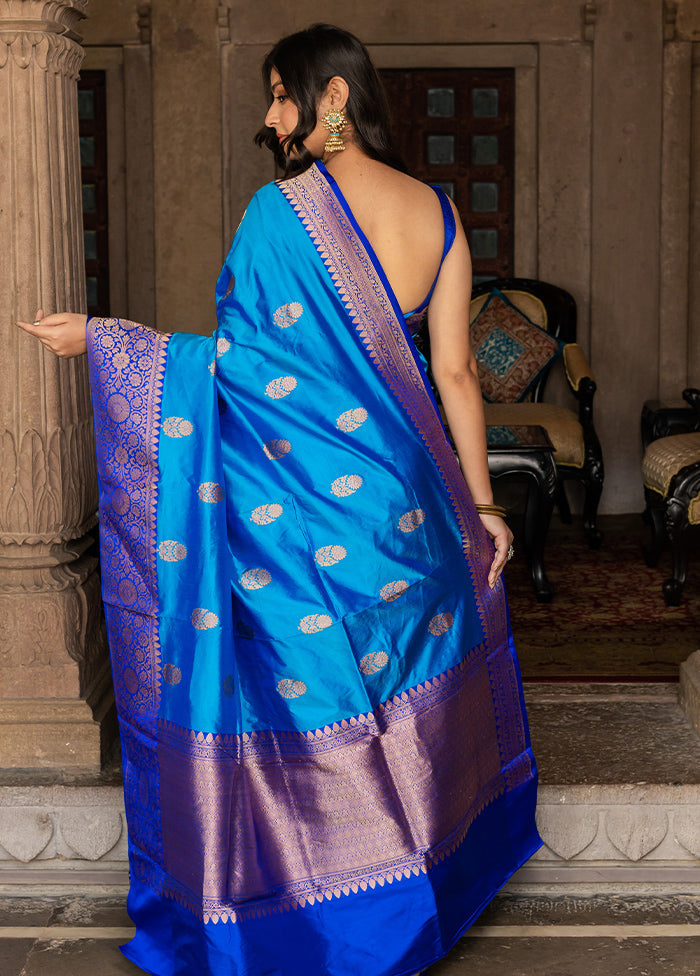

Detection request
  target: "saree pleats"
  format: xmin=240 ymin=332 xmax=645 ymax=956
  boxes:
xmin=87 ymin=162 xmax=540 ymax=976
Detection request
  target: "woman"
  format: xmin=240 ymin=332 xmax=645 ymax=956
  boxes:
xmin=19 ymin=24 xmax=540 ymax=976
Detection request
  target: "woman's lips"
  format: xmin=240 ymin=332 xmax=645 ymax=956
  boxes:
xmin=277 ymin=134 xmax=287 ymax=143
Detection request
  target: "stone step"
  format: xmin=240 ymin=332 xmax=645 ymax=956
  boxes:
xmin=0 ymin=892 xmax=698 ymax=975
xmin=517 ymin=680 xmax=700 ymax=888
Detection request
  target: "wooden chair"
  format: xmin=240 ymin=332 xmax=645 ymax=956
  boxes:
xmin=416 ymin=277 xmax=605 ymax=547
xmin=642 ymin=388 xmax=700 ymax=605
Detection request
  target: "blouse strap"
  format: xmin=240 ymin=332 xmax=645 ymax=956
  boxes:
xmin=429 ymin=185 xmax=457 ymax=266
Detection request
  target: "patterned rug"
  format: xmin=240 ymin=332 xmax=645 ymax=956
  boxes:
xmin=505 ymin=515 xmax=700 ymax=680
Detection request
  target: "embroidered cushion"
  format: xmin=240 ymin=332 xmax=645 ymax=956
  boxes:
xmin=484 ymin=402 xmax=585 ymax=468
xmin=470 ymin=289 xmax=564 ymax=403
xmin=642 ymin=432 xmax=700 ymax=525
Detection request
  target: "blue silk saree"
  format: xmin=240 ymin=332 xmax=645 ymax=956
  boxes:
xmin=87 ymin=160 xmax=540 ymax=976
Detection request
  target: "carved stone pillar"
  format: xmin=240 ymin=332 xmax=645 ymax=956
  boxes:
xmin=0 ymin=0 xmax=114 ymax=771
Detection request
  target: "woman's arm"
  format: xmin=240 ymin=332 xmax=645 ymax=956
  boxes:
xmin=16 ymin=309 xmax=87 ymax=358
xmin=427 ymin=205 xmax=513 ymax=588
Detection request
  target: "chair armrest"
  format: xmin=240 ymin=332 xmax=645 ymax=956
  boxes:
xmin=563 ymin=343 xmax=595 ymax=393
xmin=682 ymin=388 xmax=700 ymax=419
xmin=562 ymin=343 xmax=597 ymax=427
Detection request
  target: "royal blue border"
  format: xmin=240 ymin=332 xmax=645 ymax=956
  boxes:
xmin=314 ymin=161 xmax=448 ymax=435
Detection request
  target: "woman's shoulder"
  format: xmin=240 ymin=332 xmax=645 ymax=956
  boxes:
xmin=235 ymin=179 xmax=293 ymax=230
xmin=365 ymin=162 xmax=448 ymax=239
xmin=360 ymin=158 xmax=437 ymax=202
xmin=248 ymin=179 xmax=285 ymax=207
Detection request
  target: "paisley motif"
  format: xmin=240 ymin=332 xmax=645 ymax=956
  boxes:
xmin=298 ymin=613 xmax=332 ymax=634
xmin=265 ymin=376 xmax=297 ymax=399
xmin=380 ymin=580 xmax=408 ymax=602
xmin=359 ymin=651 xmax=389 ymax=675
xmin=222 ymin=675 xmax=235 ymax=697
xmin=314 ymin=545 xmax=347 ymax=567
xmin=240 ymin=568 xmax=272 ymax=590
xmin=276 ymin=678 xmax=307 ymax=699
xmin=250 ymin=503 xmax=284 ymax=525
xmin=330 ymin=474 xmax=363 ymax=497
xmin=263 ymin=439 xmax=291 ymax=460
xmin=398 ymin=508 xmax=425 ymax=533
xmin=273 ymin=301 xmax=304 ymax=329
xmin=163 ymin=663 xmax=182 ymax=685
xmin=428 ymin=612 xmax=454 ymax=636
xmin=336 ymin=407 xmax=368 ymax=432
xmin=191 ymin=608 xmax=219 ymax=630
xmin=208 ymin=361 xmax=216 ymax=375
xmin=158 ymin=540 xmax=187 ymax=562
xmin=162 ymin=416 xmax=193 ymax=438
xmin=198 ymin=482 xmax=225 ymax=503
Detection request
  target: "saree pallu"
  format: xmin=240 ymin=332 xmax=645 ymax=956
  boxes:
xmin=87 ymin=161 xmax=540 ymax=976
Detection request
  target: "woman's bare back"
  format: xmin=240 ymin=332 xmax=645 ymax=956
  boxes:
xmin=322 ymin=150 xmax=448 ymax=314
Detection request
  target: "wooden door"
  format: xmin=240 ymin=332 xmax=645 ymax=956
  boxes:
xmin=379 ymin=68 xmax=515 ymax=282
xmin=78 ymin=71 xmax=110 ymax=317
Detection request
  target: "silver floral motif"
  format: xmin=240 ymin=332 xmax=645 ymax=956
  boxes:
xmin=198 ymin=482 xmax=225 ymax=503
xmin=330 ymin=474 xmax=363 ymax=497
xmin=265 ymin=376 xmax=297 ymax=399
xmin=277 ymin=678 xmax=307 ymax=698
xmin=250 ymin=503 xmax=284 ymax=525
xmin=163 ymin=663 xmax=182 ymax=685
xmin=240 ymin=568 xmax=272 ymax=590
xmin=428 ymin=612 xmax=454 ymax=635
xmin=162 ymin=417 xmax=193 ymax=438
xmin=158 ymin=540 xmax=187 ymax=562
xmin=263 ymin=439 xmax=291 ymax=460
xmin=273 ymin=302 xmax=304 ymax=329
xmin=398 ymin=509 xmax=425 ymax=533
xmin=315 ymin=545 xmax=347 ymax=567
xmin=380 ymin=580 xmax=408 ymax=602
xmin=191 ymin=608 xmax=219 ymax=630
xmin=336 ymin=408 xmax=368 ymax=432
xmin=298 ymin=613 xmax=332 ymax=634
xmin=360 ymin=651 xmax=389 ymax=675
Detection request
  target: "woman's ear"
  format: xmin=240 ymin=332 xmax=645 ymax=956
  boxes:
xmin=323 ymin=75 xmax=350 ymax=112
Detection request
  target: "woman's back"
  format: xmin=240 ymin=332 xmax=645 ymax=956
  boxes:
xmin=322 ymin=149 xmax=448 ymax=314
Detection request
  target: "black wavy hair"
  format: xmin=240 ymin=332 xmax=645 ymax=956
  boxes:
xmin=254 ymin=23 xmax=406 ymax=178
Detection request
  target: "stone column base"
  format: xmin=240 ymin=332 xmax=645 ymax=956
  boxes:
xmin=0 ymin=680 xmax=117 ymax=771
xmin=680 ymin=650 xmax=700 ymax=737
xmin=0 ymin=553 xmax=117 ymax=773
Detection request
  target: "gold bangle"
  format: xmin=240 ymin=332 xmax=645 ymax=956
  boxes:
xmin=475 ymin=503 xmax=507 ymax=519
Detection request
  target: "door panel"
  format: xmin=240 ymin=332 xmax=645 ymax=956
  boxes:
xmin=380 ymin=68 xmax=515 ymax=281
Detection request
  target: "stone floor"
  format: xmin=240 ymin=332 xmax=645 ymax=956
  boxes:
xmin=0 ymin=892 xmax=699 ymax=975
xmin=524 ymin=681 xmax=700 ymax=785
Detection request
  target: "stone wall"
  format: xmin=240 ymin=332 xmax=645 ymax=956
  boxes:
xmin=72 ymin=0 xmax=700 ymax=514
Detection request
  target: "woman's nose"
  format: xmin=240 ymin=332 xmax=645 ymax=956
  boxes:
xmin=265 ymin=105 xmax=277 ymax=127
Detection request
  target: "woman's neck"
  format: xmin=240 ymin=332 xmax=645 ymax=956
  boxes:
xmin=321 ymin=141 xmax=369 ymax=172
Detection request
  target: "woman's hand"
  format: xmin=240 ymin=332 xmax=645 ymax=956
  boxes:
xmin=478 ymin=513 xmax=514 ymax=589
xmin=17 ymin=309 xmax=88 ymax=358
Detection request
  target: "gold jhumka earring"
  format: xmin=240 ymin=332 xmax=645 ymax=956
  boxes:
xmin=322 ymin=109 xmax=347 ymax=153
